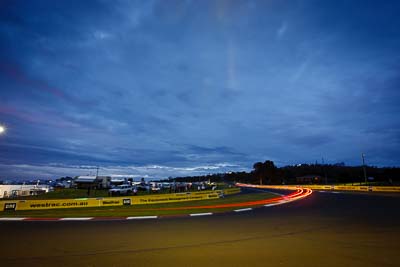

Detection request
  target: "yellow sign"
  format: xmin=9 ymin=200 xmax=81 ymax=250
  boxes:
xmin=0 ymin=190 xmax=227 ymax=211
xmin=223 ymin=188 xmax=241 ymax=195
xmin=372 ymin=186 xmax=400 ymax=192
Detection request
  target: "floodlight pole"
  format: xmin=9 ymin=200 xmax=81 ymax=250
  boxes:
xmin=362 ymin=153 xmax=367 ymax=185
xmin=322 ymin=157 xmax=328 ymax=184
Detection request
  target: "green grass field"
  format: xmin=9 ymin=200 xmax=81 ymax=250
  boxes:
xmin=13 ymin=184 xmax=235 ymax=200
xmin=14 ymin=188 xmax=192 ymax=200
xmin=0 ymin=191 xmax=277 ymax=218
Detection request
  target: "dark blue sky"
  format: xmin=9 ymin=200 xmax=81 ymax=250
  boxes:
xmin=0 ymin=0 xmax=399 ymax=179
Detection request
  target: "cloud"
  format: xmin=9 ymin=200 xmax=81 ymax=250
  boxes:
xmin=0 ymin=162 xmax=247 ymax=180
xmin=277 ymin=21 xmax=287 ymax=39
xmin=0 ymin=0 xmax=400 ymax=180
xmin=0 ymin=60 xmax=89 ymax=106
xmin=226 ymin=40 xmax=239 ymax=91
xmin=93 ymin=30 xmax=113 ymax=40
xmin=0 ymin=105 xmax=80 ymax=129
xmin=114 ymin=0 xmax=156 ymax=29
xmin=290 ymin=59 xmax=309 ymax=82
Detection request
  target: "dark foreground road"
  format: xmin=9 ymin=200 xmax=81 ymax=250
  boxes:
xmin=1 ymin=191 xmax=399 ymax=267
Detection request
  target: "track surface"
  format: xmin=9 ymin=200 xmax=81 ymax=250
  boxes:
xmin=1 ymin=190 xmax=399 ymax=267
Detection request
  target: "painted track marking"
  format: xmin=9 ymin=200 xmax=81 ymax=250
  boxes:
xmin=59 ymin=217 xmax=93 ymax=221
xmin=190 ymin=213 xmax=213 ymax=217
xmin=264 ymin=203 xmax=280 ymax=207
xmin=234 ymin=208 xmax=253 ymax=212
xmin=0 ymin=217 xmax=26 ymax=221
xmin=127 ymin=216 xmax=158 ymax=220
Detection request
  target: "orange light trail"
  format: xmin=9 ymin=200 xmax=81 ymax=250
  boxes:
xmin=135 ymin=184 xmax=312 ymax=211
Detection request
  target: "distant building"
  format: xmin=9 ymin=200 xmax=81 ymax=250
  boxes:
xmin=109 ymin=177 xmax=127 ymax=187
xmin=73 ymin=176 xmax=112 ymax=189
xmin=296 ymin=175 xmax=322 ymax=184
xmin=334 ymin=162 xmax=346 ymax=167
xmin=97 ymin=176 xmax=112 ymax=188
xmin=0 ymin=184 xmax=52 ymax=199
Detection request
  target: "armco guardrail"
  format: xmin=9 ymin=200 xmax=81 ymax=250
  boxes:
xmin=0 ymin=188 xmax=241 ymax=212
xmin=301 ymin=185 xmax=400 ymax=192
xmin=236 ymin=183 xmax=400 ymax=193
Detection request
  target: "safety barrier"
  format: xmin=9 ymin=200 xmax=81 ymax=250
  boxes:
xmin=222 ymin=187 xmax=241 ymax=195
xmin=0 ymin=189 xmax=236 ymax=211
xmin=236 ymin=183 xmax=400 ymax=193
xmin=370 ymin=186 xmax=400 ymax=192
xmin=302 ymin=185 xmax=400 ymax=192
xmin=180 ymin=188 xmax=241 ymax=196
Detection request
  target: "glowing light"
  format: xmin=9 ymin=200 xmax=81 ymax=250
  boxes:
xmin=0 ymin=125 xmax=5 ymax=134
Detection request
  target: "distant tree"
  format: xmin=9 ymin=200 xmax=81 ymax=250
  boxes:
xmin=263 ymin=160 xmax=278 ymax=184
xmin=161 ymin=162 xmax=400 ymax=186
xmin=253 ymin=162 xmax=264 ymax=185
xmin=252 ymin=160 xmax=278 ymax=184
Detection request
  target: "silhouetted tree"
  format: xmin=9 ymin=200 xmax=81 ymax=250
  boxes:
xmin=253 ymin=162 xmax=264 ymax=184
xmin=252 ymin=160 xmax=278 ymax=184
xmin=161 ymin=162 xmax=400 ymax=186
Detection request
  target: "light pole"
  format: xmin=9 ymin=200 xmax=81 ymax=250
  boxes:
xmin=322 ymin=157 xmax=328 ymax=184
xmin=362 ymin=153 xmax=367 ymax=185
xmin=0 ymin=125 xmax=5 ymax=183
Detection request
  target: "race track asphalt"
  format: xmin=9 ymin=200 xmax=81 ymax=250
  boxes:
xmin=0 ymin=190 xmax=399 ymax=267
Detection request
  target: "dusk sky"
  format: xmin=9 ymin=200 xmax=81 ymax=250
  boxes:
xmin=0 ymin=0 xmax=399 ymax=180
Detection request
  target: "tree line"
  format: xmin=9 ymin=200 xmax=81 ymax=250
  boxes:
xmin=170 ymin=160 xmax=400 ymax=185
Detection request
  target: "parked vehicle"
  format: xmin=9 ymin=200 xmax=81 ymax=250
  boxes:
xmin=151 ymin=186 xmax=161 ymax=192
xmin=108 ymin=184 xmax=134 ymax=196
xmin=162 ymin=182 xmax=171 ymax=189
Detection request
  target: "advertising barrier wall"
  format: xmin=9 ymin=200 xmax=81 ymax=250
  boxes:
xmin=0 ymin=188 xmax=241 ymax=212
xmin=222 ymin=187 xmax=241 ymax=195
xmin=298 ymin=185 xmax=400 ymax=192
xmin=371 ymin=186 xmax=400 ymax=192
xmin=184 ymin=188 xmax=240 ymax=196
xmin=237 ymin=183 xmax=400 ymax=193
